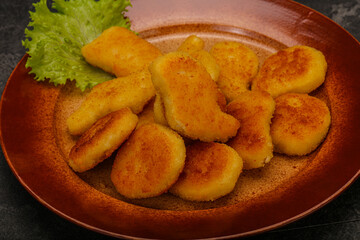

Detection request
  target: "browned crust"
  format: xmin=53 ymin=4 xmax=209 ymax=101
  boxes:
xmin=69 ymin=108 xmax=137 ymax=172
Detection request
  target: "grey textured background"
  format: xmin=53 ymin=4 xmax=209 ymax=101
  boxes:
xmin=0 ymin=0 xmax=359 ymax=239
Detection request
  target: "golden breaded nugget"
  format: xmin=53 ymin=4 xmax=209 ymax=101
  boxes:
xmin=153 ymin=94 xmax=196 ymax=146
xmin=149 ymin=52 xmax=240 ymax=142
xmin=67 ymin=70 xmax=155 ymax=135
xmin=170 ymin=142 xmax=243 ymax=201
xmin=111 ymin=123 xmax=186 ymax=199
xmin=153 ymin=90 xmax=226 ymax=125
xmin=252 ymin=45 xmax=327 ymax=98
xmin=68 ymin=108 xmax=138 ymax=173
xmin=210 ymin=41 xmax=259 ymax=101
xmin=178 ymin=35 xmax=220 ymax=82
xmin=271 ymin=93 xmax=331 ymax=155
xmin=227 ymin=91 xmax=275 ymax=169
xmin=177 ymin=35 xmax=205 ymax=53
xmin=216 ymin=88 xmax=227 ymax=112
xmin=82 ymin=26 xmax=162 ymax=77
xmin=135 ymin=98 xmax=155 ymax=129
xmin=190 ymin=50 xmax=220 ymax=82
xmin=153 ymin=94 xmax=168 ymax=126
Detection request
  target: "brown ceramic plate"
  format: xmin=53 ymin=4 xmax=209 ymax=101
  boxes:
xmin=1 ymin=0 xmax=360 ymax=239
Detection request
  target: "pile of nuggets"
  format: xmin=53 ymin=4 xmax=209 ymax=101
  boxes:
xmin=66 ymin=26 xmax=331 ymax=201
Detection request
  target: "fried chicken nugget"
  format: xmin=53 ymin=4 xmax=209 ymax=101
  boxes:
xmin=153 ymin=89 xmax=227 ymax=126
xmin=210 ymin=41 xmax=259 ymax=101
xmin=177 ymin=35 xmax=220 ymax=82
xmin=149 ymin=52 xmax=240 ymax=142
xmin=227 ymin=91 xmax=275 ymax=169
xmin=153 ymin=94 xmax=168 ymax=126
xmin=252 ymin=45 xmax=327 ymax=98
xmin=271 ymin=93 xmax=331 ymax=156
xmin=216 ymin=88 xmax=227 ymax=112
xmin=170 ymin=142 xmax=243 ymax=201
xmin=135 ymin=98 xmax=155 ymax=130
xmin=111 ymin=123 xmax=186 ymax=199
xmin=81 ymin=26 xmax=162 ymax=77
xmin=68 ymin=108 xmax=138 ymax=173
xmin=177 ymin=35 xmax=205 ymax=53
xmin=190 ymin=50 xmax=220 ymax=82
xmin=67 ymin=70 xmax=155 ymax=135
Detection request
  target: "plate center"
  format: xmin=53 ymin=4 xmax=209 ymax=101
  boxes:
xmin=54 ymin=24 xmax=324 ymax=211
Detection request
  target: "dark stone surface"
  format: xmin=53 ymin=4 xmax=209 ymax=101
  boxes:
xmin=0 ymin=0 xmax=359 ymax=239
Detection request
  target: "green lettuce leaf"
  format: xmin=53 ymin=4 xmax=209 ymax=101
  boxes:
xmin=22 ymin=0 xmax=132 ymax=91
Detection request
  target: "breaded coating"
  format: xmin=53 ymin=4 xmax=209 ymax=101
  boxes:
xmin=81 ymin=26 xmax=162 ymax=77
xmin=149 ymin=52 xmax=240 ymax=142
xmin=67 ymin=70 xmax=155 ymax=135
xmin=153 ymin=90 xmax=226 ymax=125
xmin=271 ymin=93 xmax=331 ymax=155
xmin=153 ymin=94 xmax=196 ymax=146
xmin=190 ymin=50 xmax=220 ymax=82
xmin=252 ymin=45 xmax=327 ymax=98
xmin=170 ymin=142 xmax=243 ymax=201
xmin=111 ymin=123 xmax=186 ymax=199
xmin=227 ymin=91 xmax=275 ymax=169
xmin=216 ymin=88 xmax=227 ymax=112
xmin=135 ymin=98 xmax=155 ymax=129
xmin=210 ymin=41 xmax=259 ymax=101
xmin=177 ymin=35 xmax=205 ymax=53
xmin=178 ymin=35 xmax=220 ymax=82
xmin=153 ymin=94 xmax=168 ymax=126
xmin=68 ymin=108 xmax=138 ymax=173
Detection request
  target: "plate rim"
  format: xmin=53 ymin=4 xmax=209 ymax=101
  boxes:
xmin=1 ymin=0 xmax=360 ymax=239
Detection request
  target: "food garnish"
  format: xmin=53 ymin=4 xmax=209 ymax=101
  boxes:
xmin=22 ymin=0 xmax=132 ymax=91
